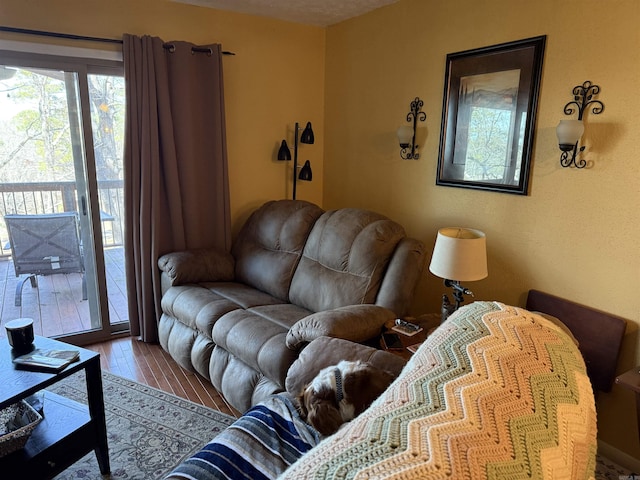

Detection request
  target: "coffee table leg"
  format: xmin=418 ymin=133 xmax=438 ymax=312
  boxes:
xmin=85 ymin=358 xmax=110 ymax=474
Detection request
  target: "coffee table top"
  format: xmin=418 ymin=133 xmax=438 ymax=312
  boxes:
xmin=0 ymin=336 xmax=98 ymax=407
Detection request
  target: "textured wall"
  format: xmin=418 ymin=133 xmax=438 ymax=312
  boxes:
xmin=323 ymin=0 xmax=640 ymax=462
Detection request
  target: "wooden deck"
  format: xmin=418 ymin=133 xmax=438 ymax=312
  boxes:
xmin=0 ymin=246 xmax=128 ymax=339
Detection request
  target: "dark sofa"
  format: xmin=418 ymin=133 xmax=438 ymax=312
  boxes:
xmin=157 ymin=199 xmax=426 ymax=412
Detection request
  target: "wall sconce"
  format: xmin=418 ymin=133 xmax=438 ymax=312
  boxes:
xmin=556 ymin=81 xmax=604 ymax=168
xmin=429 ymin=227 xmax=488 ymax=321
xmin=277 ymin=121 xmax=314 ymax=200
xmin=397 ymin=97 xmax=426 ymax=160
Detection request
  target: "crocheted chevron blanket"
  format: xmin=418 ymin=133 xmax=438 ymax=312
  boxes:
xmin=280 ymin=301 xmax=597 ymax=480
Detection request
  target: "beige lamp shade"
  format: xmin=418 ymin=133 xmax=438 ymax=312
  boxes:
xmin=429 ymin=227 xmax=488 ymax=281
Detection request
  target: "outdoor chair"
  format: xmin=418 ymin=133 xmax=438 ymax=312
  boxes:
xmin=4 ymin=212 xmax=87 ymax=306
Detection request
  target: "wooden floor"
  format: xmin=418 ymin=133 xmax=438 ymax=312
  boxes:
xmin=84 ymin=336 xmax=241 ymax=419
xmin=0 ymin=246 xmax=128 ymax=337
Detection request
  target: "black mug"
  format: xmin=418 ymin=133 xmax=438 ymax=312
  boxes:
xmin=6 ymin=318 xmax=34 ymax=352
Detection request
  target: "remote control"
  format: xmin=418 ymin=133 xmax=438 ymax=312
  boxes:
xmin=392 ymin=319 xmax=423 ymax=336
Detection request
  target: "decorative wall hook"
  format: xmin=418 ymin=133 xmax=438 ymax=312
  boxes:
xmin=556 ymin=81 xmax=604 ymax=168
xmin=397 ymin=97 xmax=426 ymax=160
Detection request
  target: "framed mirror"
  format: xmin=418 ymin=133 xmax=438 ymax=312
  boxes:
xmin=436 ymin=36 xmax=546 ymax=195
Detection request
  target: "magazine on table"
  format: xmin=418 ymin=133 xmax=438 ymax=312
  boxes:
xmin=13 ymin=349 xmax=80 ymax=372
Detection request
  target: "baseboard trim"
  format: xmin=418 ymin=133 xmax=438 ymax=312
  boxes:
xmin=598 ymin=439 xmax=640 ymax=473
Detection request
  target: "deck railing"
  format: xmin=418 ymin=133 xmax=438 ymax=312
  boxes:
xmin=0 ymin=180 xmax=124 ymax=256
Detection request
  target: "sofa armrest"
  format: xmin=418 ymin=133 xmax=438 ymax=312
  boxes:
xmin=286 ymin=304 xmax=395 ymax=350
xmin=158 ymin=248 xmax=235 ymax=287
xmin=376 ymin=237 xmax=426 ymax=318
xmin=285 ymin=335 xmax=406 ymax=397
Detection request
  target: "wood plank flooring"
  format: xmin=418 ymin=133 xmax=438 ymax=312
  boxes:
xmin=84 ymin=336 xmax=241 ymax=419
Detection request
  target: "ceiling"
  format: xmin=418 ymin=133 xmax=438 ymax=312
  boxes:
xmin=171 ymin=0 xmax=400 ymax=27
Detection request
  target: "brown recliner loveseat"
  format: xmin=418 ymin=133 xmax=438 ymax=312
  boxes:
xmin=157 ymin=199 xmax=425 ymax=413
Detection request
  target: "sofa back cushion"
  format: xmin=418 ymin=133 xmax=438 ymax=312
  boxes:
xmin=232 ymin=200 xmax=324 ymax=302
xmin=289 ymin=208 xmax=405 ymax=313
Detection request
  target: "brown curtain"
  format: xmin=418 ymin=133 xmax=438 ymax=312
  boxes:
xmin=123 ymin=34 xmax=231 ymax=342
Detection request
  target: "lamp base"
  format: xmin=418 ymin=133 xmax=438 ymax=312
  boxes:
xmin=440 ymin=279 xmax=475 ymax=321
xmin=440 ymin=294 xmax=456 ymax=321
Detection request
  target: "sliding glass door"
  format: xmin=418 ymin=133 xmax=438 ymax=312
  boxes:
xmin=0 ymin=50 xmax=128 ymax=344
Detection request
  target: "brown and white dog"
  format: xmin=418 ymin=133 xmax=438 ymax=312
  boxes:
xmin=297 ymin=360 xmax=395 ymax=436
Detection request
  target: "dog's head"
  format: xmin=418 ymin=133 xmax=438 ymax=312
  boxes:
xmin=297 ymin=360 xmax=395 ymax=436
xmin=297 ymin=380 xmax=344 ymax=436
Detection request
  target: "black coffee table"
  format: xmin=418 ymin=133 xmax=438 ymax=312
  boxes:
xmin=0 ymin=335 xmax=109 ymax=478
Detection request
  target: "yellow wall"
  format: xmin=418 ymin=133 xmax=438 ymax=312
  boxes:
xmin=0 ymin=0 xmax=326 ymax=234
xmin=2 ymin=0 xmax=639 ymax=463
xmin=324 ymin=0 xmax=640 ymax=461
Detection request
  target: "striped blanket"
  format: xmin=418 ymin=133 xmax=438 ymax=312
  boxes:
xmin=166 ymin=393 xmax=320 ymax=480
xmin=281 ymin=301 xmax=597 ymax=479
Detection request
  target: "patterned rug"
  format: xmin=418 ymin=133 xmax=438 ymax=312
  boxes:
xmin=41 ymin=371 xmax=636 ymax=479
xmin=47 ymin=371 xmax=235 ymax=479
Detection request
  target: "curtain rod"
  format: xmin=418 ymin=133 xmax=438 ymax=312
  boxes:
xmin=0 ymin=26 xmax=235 ymax=55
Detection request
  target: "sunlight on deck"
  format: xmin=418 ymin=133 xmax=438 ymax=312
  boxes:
xmin=0 ymin=246 xmax=128 ymax=339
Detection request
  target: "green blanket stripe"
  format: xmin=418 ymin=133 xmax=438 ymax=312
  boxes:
xmin=488 ymin=334 xmax=591 ymax=478
xmin=307 ymin=303 xmax=499 ymax=478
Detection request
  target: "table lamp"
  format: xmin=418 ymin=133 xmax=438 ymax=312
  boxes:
xmin=429 ymin=227 xmax=488 ymax=321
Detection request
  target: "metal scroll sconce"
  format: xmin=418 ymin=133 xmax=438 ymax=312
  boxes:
xmin=556 ymin=81 xmax=604 ymax=168
xmin=277 ymin=122 xmax=314 ymax=200
xmin=397 ymin=97 xmax=426 ymax=159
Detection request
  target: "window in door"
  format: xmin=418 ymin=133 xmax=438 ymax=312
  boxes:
xmin=0 ymin=49 xmax=128 ymax=344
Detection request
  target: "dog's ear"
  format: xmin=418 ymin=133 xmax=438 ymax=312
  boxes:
xmin=296 ymin=385 xmax=313 ymax=419
xmin=344 ymin=367 xmax=395 ymax=415
xmin=307 ymin=401 xmax=344 ymax=437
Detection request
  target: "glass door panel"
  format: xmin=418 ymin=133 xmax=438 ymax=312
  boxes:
xmin=87 ymin=73 xmax=128 ymax=332
xmin=0 ymin=57 xmax=128 ymax=343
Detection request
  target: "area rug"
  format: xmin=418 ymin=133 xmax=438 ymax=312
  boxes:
xmin=47 ymin=371 xmax=235 ymax=479
xmin=41 ymin=371 xmax=636 ymax=479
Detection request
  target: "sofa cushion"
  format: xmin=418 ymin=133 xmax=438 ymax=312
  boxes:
xmin=158 ymin=314 xmax=215 ymax=379
xmin=160 ymin=285 xmax=241 ymax=338
xmin=232 ymin=200 xmax=324 ymax=302
xmin=289 ymin=208 xmax=406 ymax=313
xmin=212 ymin=305 xmax=310 ymax=387
xmin=204 ymin=282 xmax=287 ymax=310
xmin=161 ymin=282 xmax=285 ymax=338
xmin=209 ymin=347 xmax=288 ymax=413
